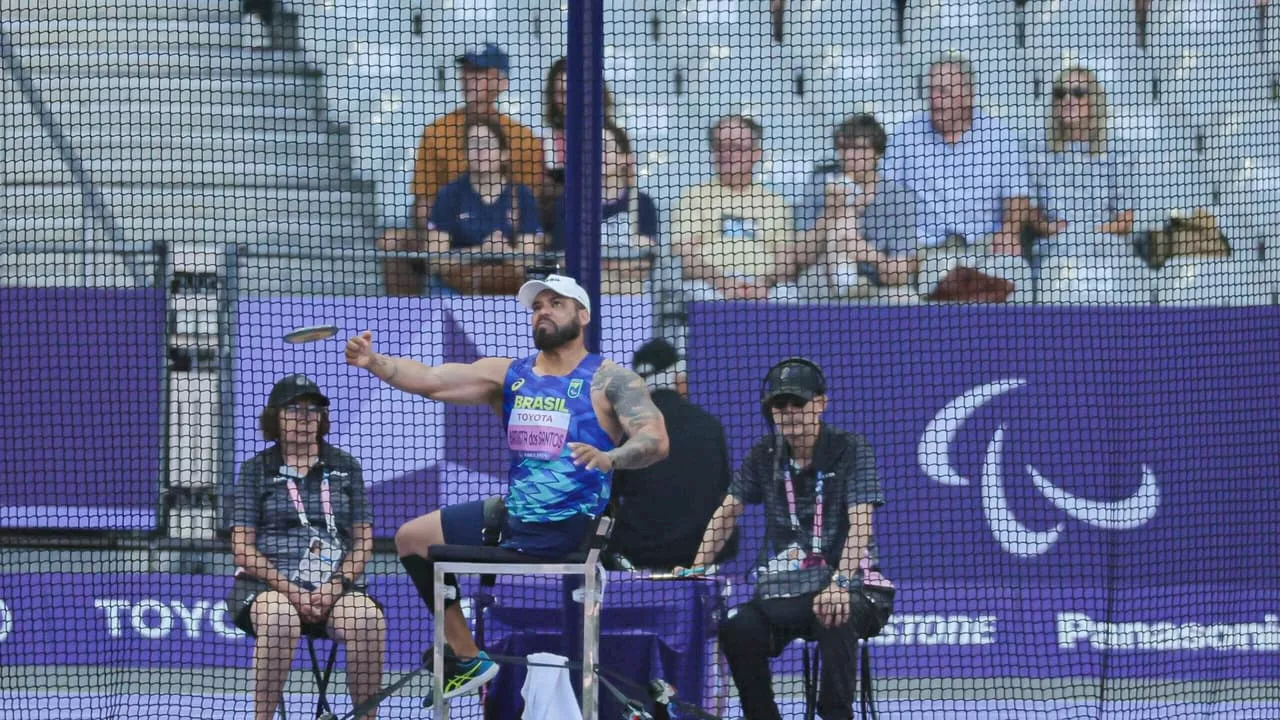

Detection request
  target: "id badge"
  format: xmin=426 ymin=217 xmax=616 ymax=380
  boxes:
xmin=762 ymin=543 xmax=826 ymax=575
xmin=763 ymin=543 xmax=806 ymax=574
xmin=292 ymin=536 xmax=344 ymax=590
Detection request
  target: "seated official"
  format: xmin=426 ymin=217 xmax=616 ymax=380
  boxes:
xmin=683 ymin=358 xmax=894 ymax=720
xmin=610 ymin=338 xmax=737 ymax=570
xmin=228 ymin=374 xmax=385 ymax=720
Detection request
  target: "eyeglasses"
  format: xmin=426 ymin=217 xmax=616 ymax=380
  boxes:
xmin=282 ymin=403 xmax=325 ymax=417
xmin=1052 ymin=85 xmax=1089 ymax=100
xmin=768 ymin=396 xmax=809 ymax=411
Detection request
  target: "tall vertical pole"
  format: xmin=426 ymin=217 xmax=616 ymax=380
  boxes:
xmin=565 ymin=0 xmax=604 ymax=354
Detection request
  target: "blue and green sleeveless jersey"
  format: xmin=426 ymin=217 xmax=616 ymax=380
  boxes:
xmin=501 ymin=353 xmax=615 ymax=522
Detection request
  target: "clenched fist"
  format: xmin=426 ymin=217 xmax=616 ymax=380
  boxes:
xmin=345 ymin=330 xmax=375 ymax=369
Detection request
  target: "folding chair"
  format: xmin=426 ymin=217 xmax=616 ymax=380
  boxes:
xmin=428 ymin=514 xmax=614 ymax=720
xmin=276 ymin=629 xmax=340 ymax=720
xmin=799 ymin=636 xmax=878 ymax=720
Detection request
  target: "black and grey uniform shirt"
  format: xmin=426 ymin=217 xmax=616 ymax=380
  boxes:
xmin=230 ymin=443 xmax=369 ymax=580
xmin=728 ymin=423 xmax=889 ymax=599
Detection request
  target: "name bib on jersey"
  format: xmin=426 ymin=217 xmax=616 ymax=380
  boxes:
xmin=507 ymin=407 xmax=572 ymax=460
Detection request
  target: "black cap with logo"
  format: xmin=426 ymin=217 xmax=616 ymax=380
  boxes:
xmin=761 ymin=358 xmax=827 ymax=404
xmin=267 ymin=374 xmax=330 ymax=410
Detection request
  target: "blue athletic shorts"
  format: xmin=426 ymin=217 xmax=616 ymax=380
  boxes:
xmin=439 ymin=498 xmax=593 ymax=559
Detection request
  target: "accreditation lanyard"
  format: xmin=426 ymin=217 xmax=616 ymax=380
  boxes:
xmin=783 ymin=465 xmax=824 ymax=558
xmin=282 ymin=467 xmax=338 ymax=538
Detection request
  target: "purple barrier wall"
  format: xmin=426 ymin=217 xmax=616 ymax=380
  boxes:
xmin=1 ymin=572 xmax=1275 ymax=681
xmin=687 ymin=304 xmax=1280 ymax=680
xmin=210 ymin=301 xmax=1280 ymax=680
xmin=0 ymin=288 xmax=165 ymax=530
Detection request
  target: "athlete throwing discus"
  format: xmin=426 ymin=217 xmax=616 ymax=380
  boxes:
xmin=344 ymin=274 xmax=669 ymax=704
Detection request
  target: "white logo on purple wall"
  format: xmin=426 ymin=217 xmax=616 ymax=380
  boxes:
xmin=918 ymin=378 xmax=1160 ymax=557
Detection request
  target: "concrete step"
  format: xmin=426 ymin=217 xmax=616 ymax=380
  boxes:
xmin=2 ymin=0 xmax=241 ymax=23
xmin=0 ymin=184 xmax=87 ymax=216
xmin=31 ymin=74 xmax=327 ymax=110
xmin=0 ymin=250 xmax=151 ymax=288
xmin=236 ymin=252 xmax=383 ymax=296
xmin=44 ymin=101 xmax=328 ymax=132
xmin=0 ymin=214 xmax=86 ymax=242
xmin=45 ymin=103 xmax=339 ymax=134
xmin=110 ymin=214 xmax=376 ymax=248
xmin=3 ymin=19 xmax=242 ymax=47
xmin=61 ymin=125 xmax=355 ymax=160
xmin=15 ymin=46 xmax=321 ymax=78
xmin=88 ymin=183 xmax=371 ymax=218
xmin=5 ymin=155 xmax=358 ymax=189
xmin=61 ymin=125 xmax=346 ymax=152
xmin=0 ymin=147 xmax=75 ymax=186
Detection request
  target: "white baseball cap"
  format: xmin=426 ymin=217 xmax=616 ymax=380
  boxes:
xmin=517 ymin=274 xmax=591 ymax=313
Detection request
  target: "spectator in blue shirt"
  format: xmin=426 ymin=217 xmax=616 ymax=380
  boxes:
xmin=881 ymin=52 xmax=1034 ymax=257
xmin=426 ymin=115 xmax=543 ymax=294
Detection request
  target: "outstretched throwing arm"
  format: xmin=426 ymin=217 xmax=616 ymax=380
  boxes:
xmin=345 ymin=330 xmax=510 ymax=406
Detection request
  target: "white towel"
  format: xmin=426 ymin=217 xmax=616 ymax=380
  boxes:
xmin=521 ymin=652 xmax=582 ymax=720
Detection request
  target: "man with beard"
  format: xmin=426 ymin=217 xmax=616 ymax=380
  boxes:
xmin=344 ymin=274 xmax=669 ymax=704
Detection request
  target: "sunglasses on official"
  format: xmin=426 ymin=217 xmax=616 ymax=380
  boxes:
xmin=768 ymin=395 xmax=810 ymax=411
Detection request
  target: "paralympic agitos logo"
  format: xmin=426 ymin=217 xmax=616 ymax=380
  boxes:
xmin=918 ymin=379 xmax=1159 ymax=557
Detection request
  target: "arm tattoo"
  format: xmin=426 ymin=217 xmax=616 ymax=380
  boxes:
xmin=372 ymin=355 xmax=399 ymax=383
xmin=592 ymin=363 xmax=668 ymax=470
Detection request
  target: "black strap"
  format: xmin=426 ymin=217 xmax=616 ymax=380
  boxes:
xmin=599 ymin=673 xmax=651 ymax=719
xmin=802 ymin=641 xmax=819 ymax=720
xmin=859 ymin=642 xmax=877 ymax=720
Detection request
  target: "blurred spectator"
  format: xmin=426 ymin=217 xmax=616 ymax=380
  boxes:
xmin=425 ymin=116 xmax=544 ymax=295
xmin=881 ymin=52 xmax=1034 ymax=257
xmin=796 ymin=114 xmax=923 ymax=298
xmin=549 ymin=123 xmax=658 ymax=294
xmin=542 ymin=56 xmax=617 ymax=171
xmin=241 ymin=0 xmax=275 ymax=49
xmin=610 ymin=338 xmax=736 ymax=570
xmin=1029 ymin=65 xmax=1135 ymax=256
xmin=377 ymin=44 xmax=544 ymax=296
xmin=771 ymin=0 xmax=786 ymax=42
xmin=1136 ymin=0 xmax=1150 ymax=46
xmin=672 ymin=115 xmax=794 ymax=300
xmin=538 ymin=57 xmax=617 ymax=237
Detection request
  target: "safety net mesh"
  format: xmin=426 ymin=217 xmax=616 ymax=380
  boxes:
xmin=2 ymin=1 xmax=1278 ymax=718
